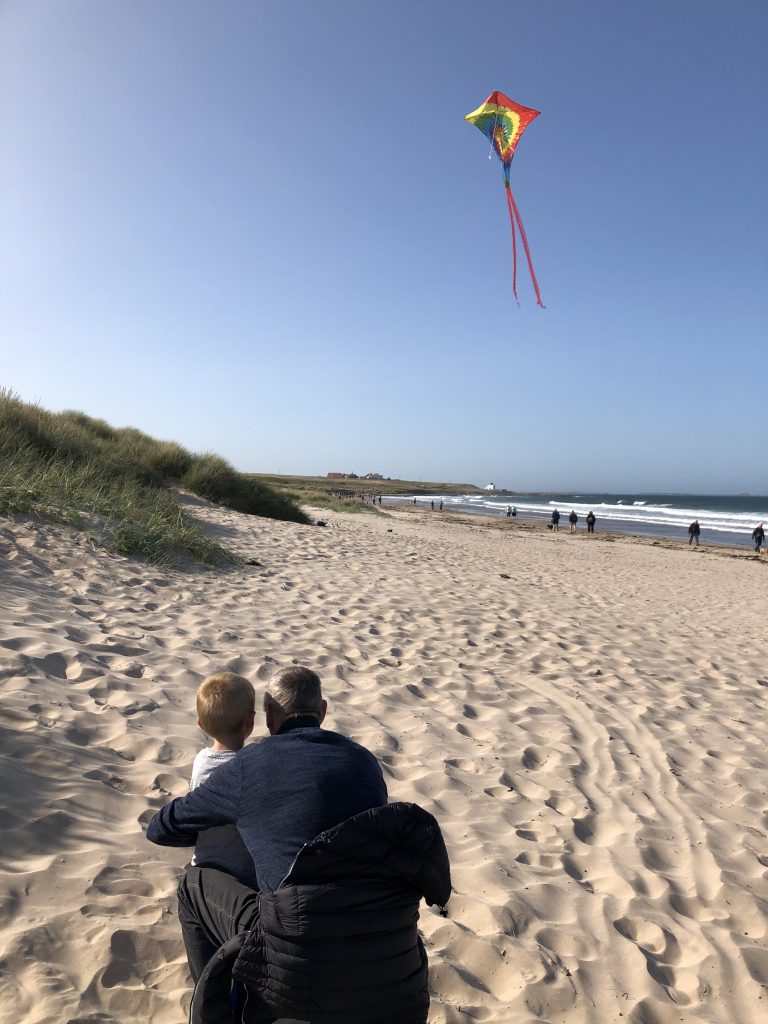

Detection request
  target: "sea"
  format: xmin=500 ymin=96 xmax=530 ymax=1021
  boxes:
xmin=385 ymin=492 xmax=768 ymax=549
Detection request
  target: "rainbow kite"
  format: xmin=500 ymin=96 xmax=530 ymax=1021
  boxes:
xmin=465 ymin=91 xmax=544 ymax=307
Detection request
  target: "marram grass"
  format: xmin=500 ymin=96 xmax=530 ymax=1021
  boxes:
xmin=0 ymin=390 xmax=309 ymax=565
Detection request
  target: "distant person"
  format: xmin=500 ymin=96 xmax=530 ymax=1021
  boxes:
xmin=688 ymin=519 xmax=701 ymax=546
xmin=752 ymin=522 xmax=765 ymax=552
xmin=190 ymin=673 xmax=258 ymax=888
xmin=586 ymin=511 xmax=596 ymax=534
xmin=431 ymin=500 xmax=434 ymax=511
xmin=569 ymin=510 xmax=578 ymax=533
xmin=506 ymin=506 xmax=512 ymax=518
xmin=439 ymin=499 xmax=443 ymax=511
xmin=551 ymin=509 xmax=560 ymax=532
xmin=378 ymin=495 xmax=382 ymax=505
xmin=512 ymin=506 xmax=517 ymax=518
xmin=412 ymin=497 xmax=416 ymax=505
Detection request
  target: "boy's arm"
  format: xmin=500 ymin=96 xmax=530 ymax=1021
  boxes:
xmin=147 ymin=756 xmax=241 ymax=848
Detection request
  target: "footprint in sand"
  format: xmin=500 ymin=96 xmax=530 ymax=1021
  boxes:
xmin=87 ymin=864 xmax=158 ymax=900
xmin=515 ymin=850 xmax=560 ymax=869
xmin=614 ymin=917 xmax=704 ymax=1004
xmin=483 ymin=785 xmax=515 ymax=800
xmin=545 ymin=793 xmax=581 ymax=816
xmin=521 ymin=744 xmax=560 ymax=770
xmin=83 ymin=769 xmax=128 ymax=793
xmin=84 ymin=928 xmax=187 ymax=1018
xmin=148 ymin=772 xmax=187 ymax=798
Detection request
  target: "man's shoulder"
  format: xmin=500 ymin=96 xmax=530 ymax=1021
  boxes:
xmin=273 ymin=727 xmax=374 ymax=751
xmin=245 ymin=728 xmax=378 ymax=763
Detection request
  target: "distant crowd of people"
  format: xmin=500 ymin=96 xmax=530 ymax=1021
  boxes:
xmin=331 ymin=491 xmax=383 ymax=504
xmin=548 ymin=508 xmax=595 ymax=533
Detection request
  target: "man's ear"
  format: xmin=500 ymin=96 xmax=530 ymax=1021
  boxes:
xmin=318 ymin=699 xmax=328 ymax=725
xmin=264 ymin=699 xmax=276 ymax=735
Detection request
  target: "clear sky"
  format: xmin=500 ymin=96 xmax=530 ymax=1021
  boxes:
xmin=2 ymin=1 xmax=766 ymax=492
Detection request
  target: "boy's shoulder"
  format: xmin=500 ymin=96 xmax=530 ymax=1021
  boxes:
xmin=191 ymin=745 xmax=240 ymax=788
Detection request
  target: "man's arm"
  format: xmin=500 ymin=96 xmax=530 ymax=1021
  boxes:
xmin=146 ymin=756 xmax=241 ymax=848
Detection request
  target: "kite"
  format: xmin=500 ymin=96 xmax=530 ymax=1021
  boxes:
xmin=465 ymin=91 xmax=544 ymax=307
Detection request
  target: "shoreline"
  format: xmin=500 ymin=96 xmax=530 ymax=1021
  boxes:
xmin=382 ymin=502 xmax=766 ymax=562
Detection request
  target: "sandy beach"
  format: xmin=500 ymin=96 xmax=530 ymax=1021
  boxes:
xmin=1 ymin=497 xmax=766 ymax=1024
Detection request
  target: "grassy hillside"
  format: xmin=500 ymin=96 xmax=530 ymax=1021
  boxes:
xmin=0 ymin=390 xmax=308 ymax=564
xmin=252 ymin=473 xmax=481 ymax=513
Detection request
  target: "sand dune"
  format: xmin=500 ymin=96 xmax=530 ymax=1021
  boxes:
xmin=1 ymin=498 xmax=766 ymax=1023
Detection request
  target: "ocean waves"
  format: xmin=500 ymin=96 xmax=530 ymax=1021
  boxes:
xmin=390 ymin=492 xmax=768 ymax=546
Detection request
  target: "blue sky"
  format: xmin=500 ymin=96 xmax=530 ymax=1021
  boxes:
xmin=2 ymin=0 xmax=766 ymax=492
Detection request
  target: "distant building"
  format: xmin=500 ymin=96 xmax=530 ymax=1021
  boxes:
xmin=484 ymin=483 xmax=495 ymax=491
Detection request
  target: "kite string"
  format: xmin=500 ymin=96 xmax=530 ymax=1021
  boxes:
xmin=507 ymin=187 xmax=545 ymax=308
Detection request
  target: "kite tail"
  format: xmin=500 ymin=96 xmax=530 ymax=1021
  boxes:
xmin=504 ymin=182 xmax=520 ymax=307
xmin=506 ymin=185 xmax=545 ymax=308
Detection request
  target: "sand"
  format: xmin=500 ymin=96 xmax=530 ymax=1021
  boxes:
xmin=1 ymin=496 xmax=766 ymax=1024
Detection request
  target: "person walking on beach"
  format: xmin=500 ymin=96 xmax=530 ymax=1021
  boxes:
xmin=431 ymin=500 xmax=435 ymax=511
xmin=586 ymin=511 xmax=596 ymax=534
xmin=688 ymin=519 xmax=701 ymax=546
xmin=752 ymin=523 xmax=765 ymax=552
xmin=512 ymin=506 xmax=517 ymax=517
xmin=439 ymin=499 xmax=443 ymax=511
xmin=551 ymin=509 xmax=560 ymax=531
xmin=506 ymin=506 xmax=512 ymax=518
xmin=568 ymin=510 xmax=578 ymax=533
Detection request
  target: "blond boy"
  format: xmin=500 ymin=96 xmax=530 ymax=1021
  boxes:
xmin=190 ymin=672 xmax=257 ymax=887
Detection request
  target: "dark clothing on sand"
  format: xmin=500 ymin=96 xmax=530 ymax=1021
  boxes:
xmin=186 ymin=803 xmax=451 ymax=1024
xmin=688 ymin=521 xmax=701 ymax=546
xmin=753 ymin=525 xmax=764 ymax=551
xmin=586 ymin=512 xmax=596 ymax=533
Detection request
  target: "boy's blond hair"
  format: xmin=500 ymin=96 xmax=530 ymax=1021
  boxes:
xmin=196 ymin=673 xmax=255 ymax=739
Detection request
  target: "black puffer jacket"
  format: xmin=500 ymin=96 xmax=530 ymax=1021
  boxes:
xmin=190 ymin=801 xmax=451 ymax=1024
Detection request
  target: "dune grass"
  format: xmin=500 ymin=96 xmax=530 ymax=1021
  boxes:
xmin=251 ymin=473 xmax=481 ymax=514
xmin=0 ymin=390 xmax=309 ymax=565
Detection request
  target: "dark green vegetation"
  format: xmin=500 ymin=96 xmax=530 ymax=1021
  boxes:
xmin=253 ymin=474 xmax=481 ymax=513
xmin=0 ymin=391 xmax=308 ymax=565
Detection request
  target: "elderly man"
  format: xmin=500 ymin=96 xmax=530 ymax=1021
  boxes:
xmin=146 ymin=666 xmax=450 ymax=1024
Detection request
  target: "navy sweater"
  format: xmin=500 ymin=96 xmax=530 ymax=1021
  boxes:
xmin=146 ymin=717 xmax=388 ymax=892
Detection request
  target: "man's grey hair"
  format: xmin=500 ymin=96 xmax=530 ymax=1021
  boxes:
xmin=265 ymin=666 xmax=323 ymax=718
